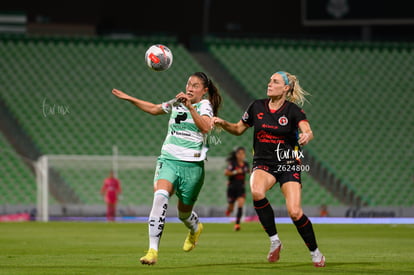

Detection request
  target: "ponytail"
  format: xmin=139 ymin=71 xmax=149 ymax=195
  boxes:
xmin=207 ymin=81 xmax=222 ymax=116
xmin=277 ymin=71 xmax=310 ymax=106
xmin=192 ymin=72 xmax=222 ymax=116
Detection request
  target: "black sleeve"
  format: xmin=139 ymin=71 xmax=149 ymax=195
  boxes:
xmin=241 ymin=100 xmax=256 ymax=127
xmin=292 ymin=104 xmax=307 ymax=126
xmin=226 ymin=161 xmax=235 ymax=171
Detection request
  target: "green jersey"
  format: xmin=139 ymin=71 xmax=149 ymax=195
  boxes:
xmin=160 ymin=99 xmax=213 ymax=161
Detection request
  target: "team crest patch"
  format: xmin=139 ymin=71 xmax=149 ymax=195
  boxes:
xmin=278 ymin=115 xmax=288 ymax=126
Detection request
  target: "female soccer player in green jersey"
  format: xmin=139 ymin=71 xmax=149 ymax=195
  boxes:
xmin=112 ymin=72 xmax=222 ymax=265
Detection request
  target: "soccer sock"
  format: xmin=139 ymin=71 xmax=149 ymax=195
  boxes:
xmin=293 ymin=214 xmax=318 ymax=251
xmin=270 ymin=234 xmax=280 ymax=242
xmin=107 ymin=205 xmax=115 ymax=221
xmin=236 ymin=207 xmax=243 ymax=224
xmin=148 ymin=189 xmax=169 ymax=251
xmin=179 ymin=211 xmax=199 ymax=234
xmin=254 ymin=198 xmax=277 ymax=237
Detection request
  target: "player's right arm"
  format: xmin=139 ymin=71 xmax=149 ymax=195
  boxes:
xmin=212 ymin=118 xmax=248 ymax=136
xmin=112 ymin=88 xmax=165 ymax=115
xmin=224 ymin=163 xmax=235 ymax=177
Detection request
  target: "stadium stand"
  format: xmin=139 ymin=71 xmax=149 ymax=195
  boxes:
xmin=0 ymin=132 xmax=36 ymax=204
xmin=0 ymin=34 xmax=247 ymax=156
xmin=0 ymin=34 xmax=355 ymax=210
xmin=206 ymin=37 xmax=414 ymax=207
xmin=0 ymin=34 xmax=253 ymax=208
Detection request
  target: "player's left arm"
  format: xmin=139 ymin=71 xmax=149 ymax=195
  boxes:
xmin=100 ymin=182 xmax=106 ymax=196
xmin=177 ymin=92 xmax=212 ymax=134
xmin=224 ymin=163 xmax=236 ymax=176
xmin=298 ymin=120 xmax=314 ymax=146
xmin=189 ymin=109 xmax=211 ymax=134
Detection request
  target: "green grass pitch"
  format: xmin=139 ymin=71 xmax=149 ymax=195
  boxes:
xmin=1 ymin=221 xmax=414 ymax=274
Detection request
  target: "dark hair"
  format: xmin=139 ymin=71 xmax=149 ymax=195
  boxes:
xmin=192 ymin=72 xmax=222 ymax=116
xmin=226 ymin=146 xmax=246 ymax=163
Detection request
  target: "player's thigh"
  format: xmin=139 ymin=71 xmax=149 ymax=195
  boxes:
xmin=249 ymin=169 xmax=276 ymax=199
xmin=153 ymin=158 xmax=176 ymax=194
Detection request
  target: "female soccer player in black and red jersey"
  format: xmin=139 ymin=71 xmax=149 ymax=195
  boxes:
xmin=212 ymin=71 xmax=325 ymax=267
xmin=224 ymin=146 xmax=249 ymax=231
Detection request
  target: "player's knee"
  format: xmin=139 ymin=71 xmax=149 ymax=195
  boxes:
xmin=251 ymin=190 xmax=265 ymax=201
xmin=288 ymin=208 xmax=303 ymax=221
xmin=250 ymin=185 xmax=265 ymax=200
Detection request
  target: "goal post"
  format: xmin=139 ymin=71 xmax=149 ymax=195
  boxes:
xmin=36 ymin=155 xmax=48 ymax=222
xmin=35 ymin=154 xmax=231 ymax=222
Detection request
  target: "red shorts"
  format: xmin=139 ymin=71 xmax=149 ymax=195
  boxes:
xmin=105 ymin=191 xmax=117 ymax=204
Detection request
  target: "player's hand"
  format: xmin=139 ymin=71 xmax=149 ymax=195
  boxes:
xmin=298 ymin=132 xmax=311 ymax=146
xmin=211 ymin=116 xmax=224 ymax=126
xmin=175 ymin=92 xmax=192 ymax=108
xmin=112 ymin=89 xmax=130 ymax=100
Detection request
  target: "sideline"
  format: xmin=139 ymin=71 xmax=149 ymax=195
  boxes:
xmin=47 ymin=216 xmax=414 ymax=224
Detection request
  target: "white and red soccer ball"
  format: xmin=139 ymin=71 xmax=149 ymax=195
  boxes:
xmin=145 ymin=44 xmax=173 ymax=72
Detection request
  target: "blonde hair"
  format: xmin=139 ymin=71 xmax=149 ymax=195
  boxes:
xmin=280 ymin=71 xmax=310 ymax=106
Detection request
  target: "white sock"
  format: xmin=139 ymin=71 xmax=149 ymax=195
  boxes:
xmin=270 ymin=234 xmax=280 ymax=243
xmin=311 ymin=248 xmax=320 ymax=255
xmin=148 ymin=189 xmax=169 ymax=251
xmin=178 ymin=211 xmax=199 ymax=233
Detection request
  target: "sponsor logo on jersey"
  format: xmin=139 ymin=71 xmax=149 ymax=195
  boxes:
xmin=171 ymin=130 xmax=191 ymax=137
xmin=175 ymin=112 xmax=187 ymax=124
xmin=262 ymin=124 xmax=279 ymax=129
xmin=256 ymin=130 xmax=284 ymax=144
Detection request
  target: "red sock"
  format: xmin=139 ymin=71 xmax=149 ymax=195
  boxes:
xmin=254 ymin=198 xmax=277 ymax=236
xmin=107 ymin=204 xmax=116 ymax=221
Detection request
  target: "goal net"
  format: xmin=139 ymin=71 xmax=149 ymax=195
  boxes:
xmin=36 ymin=154 xmax=233 ymax=221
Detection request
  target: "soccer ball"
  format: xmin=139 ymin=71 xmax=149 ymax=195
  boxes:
xmin=145 ymin=44 xmax=173 ymax=72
